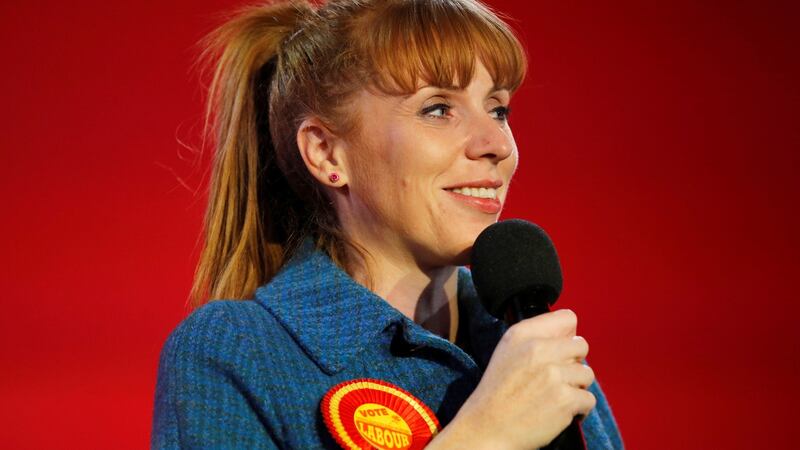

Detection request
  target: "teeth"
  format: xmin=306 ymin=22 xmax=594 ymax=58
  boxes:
xmin=450 ymin=187 xmax=497 ymax=199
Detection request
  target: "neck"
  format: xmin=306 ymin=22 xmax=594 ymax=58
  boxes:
xmin=350 ymin=251 xmax=459 ymax=341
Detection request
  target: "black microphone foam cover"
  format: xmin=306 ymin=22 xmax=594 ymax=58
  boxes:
xmin=471 ymin=219 xmax=563 ymax=320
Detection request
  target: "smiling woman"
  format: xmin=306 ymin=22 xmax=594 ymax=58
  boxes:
xmin=332 ymin=62 xmax=518 ymax=307
xmin=152 ymin=1 xmax=622 ymax=449
xmin=191 ymin=0 xmax=526 ymax=305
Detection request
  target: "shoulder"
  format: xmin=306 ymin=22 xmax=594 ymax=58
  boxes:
xmin=153 ymin=300 xmax=287 ymax=448
xmin=168 ymin=299 xmax=269 ymax=337
xmin=164 ymin=300 xmax=264 ymax=342
xmin=158 ymin=299 xmax=284 ymax=370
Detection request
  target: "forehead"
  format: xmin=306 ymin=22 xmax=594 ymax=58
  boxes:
xmin=353 ymin=0 xmax=527 ymax=97
xmin=414 ymin=61 xmax=509 ymax=94
xmin=368 ymin=60 xmax=511 ymax=104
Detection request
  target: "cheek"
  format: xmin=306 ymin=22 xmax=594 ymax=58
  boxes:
xmin=506 ymin=147 xmax=519 ymax=178
xmin=347 ymin=130 xmax=393 ymax=183
xmin=370 ymin=133 xmax=442 ymax=192
xmin=346 ymin=140 xmax=415 ymax=217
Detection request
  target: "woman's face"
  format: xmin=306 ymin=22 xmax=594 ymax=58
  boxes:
xmin=339 ymin=60 xmax=518 ymax=268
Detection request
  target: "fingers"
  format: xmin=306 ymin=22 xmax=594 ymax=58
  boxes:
xmin=562 ymin=361 xmax=595 ymax=389
xmin=564 ymin=336 xmax=589 ymax=362
xmin=570 ymin=387 xmax=597 ymax=417
xmin=513 ymin=309 xmax=577 ymax=339
xmin=530 ymin=336 xmax=589 ymax=363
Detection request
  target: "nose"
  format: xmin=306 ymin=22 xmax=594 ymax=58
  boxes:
xmin=464 ymin=114 xmax=514 ymax=163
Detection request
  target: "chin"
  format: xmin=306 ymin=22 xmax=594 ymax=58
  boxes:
xmin=446 ymin=223 xmax=493 ymax=267
xmin=451 ymin=248 xmax=472 ymax=267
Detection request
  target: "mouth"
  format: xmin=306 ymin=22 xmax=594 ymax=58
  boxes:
xmin=442 ymin=181 xmax=503 ymax=214
xmin=442 ymin=179 xmax=502 ymax=194
xmin=444 ymin=186 xmax=499 ymax=200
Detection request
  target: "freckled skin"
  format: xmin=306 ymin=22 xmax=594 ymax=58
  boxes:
xmin=337 ymin=61 xmax=519 ymax=271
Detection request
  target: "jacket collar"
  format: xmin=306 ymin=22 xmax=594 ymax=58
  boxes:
xmin=254 ymin=239 xmax=503 ymax=374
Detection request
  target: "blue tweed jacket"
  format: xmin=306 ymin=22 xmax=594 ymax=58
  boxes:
xmin=152 ymin=240 xmax=623 ymax=449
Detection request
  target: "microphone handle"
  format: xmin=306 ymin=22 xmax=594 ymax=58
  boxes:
xmin=505 ymin=295 xmax=586 ymax=450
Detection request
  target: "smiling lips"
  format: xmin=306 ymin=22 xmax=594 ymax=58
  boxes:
xmin=449 ymin=186 xmax=498 ymax=199
xmin=443 ymin=180 xmax=503 ymax=214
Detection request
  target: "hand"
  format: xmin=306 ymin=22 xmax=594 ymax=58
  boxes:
xmin=428 ymin=309 xmax=596 ymax=450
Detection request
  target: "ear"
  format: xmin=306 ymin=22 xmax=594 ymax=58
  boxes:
xmin=296 ymin=116 xmax=349 ymax=187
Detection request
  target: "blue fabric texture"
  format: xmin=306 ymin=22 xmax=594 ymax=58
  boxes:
xmin=152 ymin=240 xmax=623 ymax=449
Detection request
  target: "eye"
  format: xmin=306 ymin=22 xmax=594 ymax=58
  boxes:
xmin=490 ymin=105 xmax=512 ymax=122
xmin=420 ymin=103 xmax=451 ymax=120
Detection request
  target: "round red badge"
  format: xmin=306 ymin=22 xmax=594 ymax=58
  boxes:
xmin=321 ymin=379 xmax=440 ymax=450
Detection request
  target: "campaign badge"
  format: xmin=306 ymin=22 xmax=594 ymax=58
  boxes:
xmin=321 ymin=378 xmax=440 ymax=450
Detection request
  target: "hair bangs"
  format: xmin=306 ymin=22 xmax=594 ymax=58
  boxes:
xmin=356 ymin=0 xmax=527 ymax=95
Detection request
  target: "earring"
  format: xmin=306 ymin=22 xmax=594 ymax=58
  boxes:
xmin=328 ymin=173 xmax=340 ymax=183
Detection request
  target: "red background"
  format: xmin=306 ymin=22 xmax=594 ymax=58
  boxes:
xmin=1 ymin=0 xmax=797 ymax=448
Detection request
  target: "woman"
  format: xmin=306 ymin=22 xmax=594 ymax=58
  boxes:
xmin=152 ymin=0 xmax=623 ymax=448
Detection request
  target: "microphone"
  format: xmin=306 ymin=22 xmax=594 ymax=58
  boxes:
xmin=471 ymin=219 xmax=585 ymax=450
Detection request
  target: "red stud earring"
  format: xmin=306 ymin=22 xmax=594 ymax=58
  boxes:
xmin=328 ymin=173 xmax=340 ymax=183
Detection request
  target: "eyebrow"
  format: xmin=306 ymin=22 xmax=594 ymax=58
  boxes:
xmin=406 ymin=84 xmax=510 ymax=99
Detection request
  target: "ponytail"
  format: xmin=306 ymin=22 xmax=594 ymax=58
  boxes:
xmin=190 ymin=2 xmax=312 ymax=306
